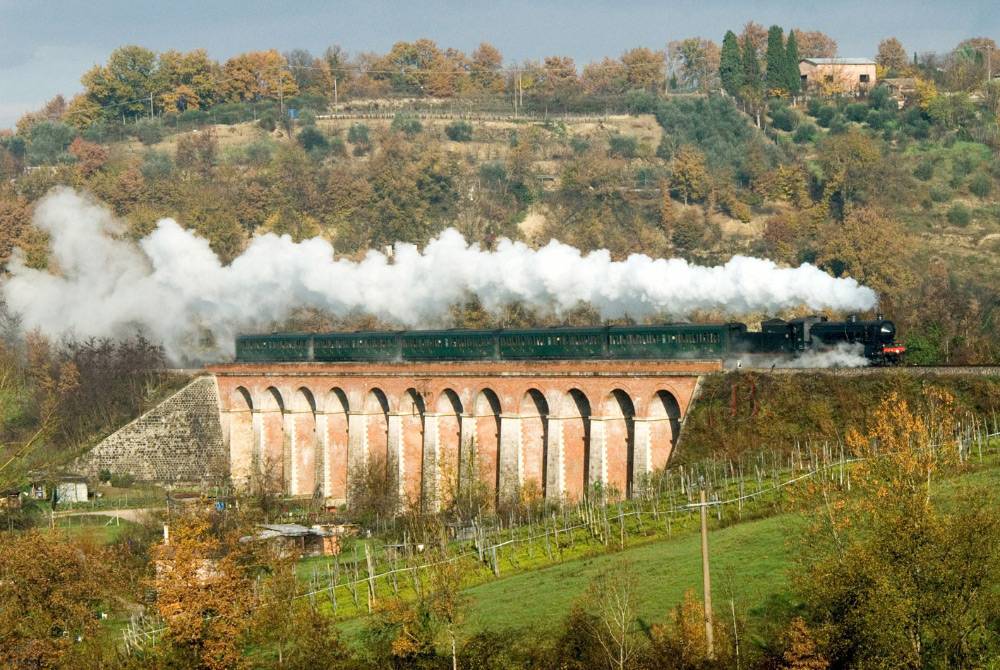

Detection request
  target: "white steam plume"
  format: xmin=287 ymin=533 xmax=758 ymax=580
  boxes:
xmin=3 ymin=189 xmax=878 ymax=363
xmin=726 ymin=343 xmax=871 ymax=369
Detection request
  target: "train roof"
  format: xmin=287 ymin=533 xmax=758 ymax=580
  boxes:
xmin=240 ymin=322 xmax=750 ymax=340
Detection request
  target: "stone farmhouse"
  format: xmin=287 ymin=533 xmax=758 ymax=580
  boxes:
xmin=799 ymin=58 xmax=877 ymax=93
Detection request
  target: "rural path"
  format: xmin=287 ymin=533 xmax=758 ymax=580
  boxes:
xmin=54 ymin=507 xmax=165 ymax=523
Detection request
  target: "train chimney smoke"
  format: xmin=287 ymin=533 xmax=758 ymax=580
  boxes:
xmin=2 ymin=189 xmax=879 ymax=363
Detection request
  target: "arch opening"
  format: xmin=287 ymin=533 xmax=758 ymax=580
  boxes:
xmin=648 ymin=390 xmax=682 ymax=470
xmin=434 ymin=389 xmax=463 ymax=510
xmin=519 ymin=390 xmax=549 ymax=499
xmin=401 ymin=388 xmax=426 ymax=508
xmin=324 ymin=388 xmax=350 ymax=502
xmin=259 ymin=387 xmax=286 ymax=492
xmin=228 ymin=387 xmax=254 ymax=488
xmin=602 ymin=389 xmax=636 ymax=499
xmin=473 ymin=388 xmax=502 ymax=502
xmin=291 ymin=388 xmax=318 ymax=497
xmin=562 ymin=389 xmax=591 ymax=503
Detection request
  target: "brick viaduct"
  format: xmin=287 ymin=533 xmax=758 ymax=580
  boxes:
xmin=207 ymin=360 xmax=721 ymax=508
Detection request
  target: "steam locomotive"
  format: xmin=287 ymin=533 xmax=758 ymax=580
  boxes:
xmin=235 ymin=315 xmax=904 ymax=366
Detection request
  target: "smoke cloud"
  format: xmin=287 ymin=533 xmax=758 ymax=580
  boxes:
xmin=726 ymin=343 xmax=871 ymax=369
xmin=3 ymin=189 xmax=878 ymax=363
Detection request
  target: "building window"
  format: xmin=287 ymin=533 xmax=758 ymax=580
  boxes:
xmin=859 ymin=74 xmax=870 ymax=83
xmin=824 ymin=74 xmax=834 ymax=83
xmin=800 ymin=74 xmax=807 ymax=82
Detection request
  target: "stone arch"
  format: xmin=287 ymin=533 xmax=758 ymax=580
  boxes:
xmin=260 ymin=387 xmax=286 ymax=491
xmin=434 ymin=389 xmax=463 ymax=509
xmin=519 ymin=389 xmax=549 ymax=498
xmin=324 ymin=388 xmax=350 ymax=503
xmin=648 ymin=390 xmax=682 ymax=470
xmin=473 ymin=388 xmax=502 ymax=499
xmin=400 ymin=389 xmax=426 ymax=507
xmin=561 ymin=389 xmax=591 ymax=502
xmin=601 ymin=389 xmax=636 ymax=499
xmin=291 ymin=388 xmax=318 ymax=497
xmin=228 ymin=387 xmax=254 ymax=488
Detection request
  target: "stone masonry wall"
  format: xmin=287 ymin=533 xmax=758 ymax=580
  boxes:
xmin=77 ymin=376 xmax=227 ymax=485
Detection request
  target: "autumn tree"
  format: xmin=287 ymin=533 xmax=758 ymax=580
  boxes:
xmin=151 ymin=509 xmax=261 ymax=670
xmin=0 ymin=530 xmax=124 ymax=668
xmin=582 ymin=58 xmax=628 ymax=95
xmin=669 ymin=145 xmax=710 ymax=204
xmin=80 ymin=45 xmax=158 ymax=121
xmin=220 ymin=49 xmax=298 ymax=103
xmin=284 ymin=48 xmax=335 ymax=97
xmin=620 ymin=47 xmax=666 ymax=91
xmin=719 ymin=31 xmax=743 ymax=96
xmin=539 ymin=56 xmax=581 ymax=97
xmin=792 ymin=29 xmax=838 ymax=58
xmin=875 ymin=37 xmax=908 ymax=73
xmin=817 ymin=205 xmax=913 ymax=299
xmin=156 ymin=48 xmax=216 ymax=112
xmin=793 ymin=390 xmax=1000 ymax=669
xmin=739 ymin=21 xmax=768 ymax=63
xmin=669 ymin=38 xmax=720 ymax=91
xmin=470 ymin=42 xmax=505 ymax=93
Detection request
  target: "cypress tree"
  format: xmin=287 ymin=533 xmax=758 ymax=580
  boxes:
xmin=765 ymin=25 xmax=786 ymax=92
xmin=741 ymin=35 xmax=761 ymax=92
xmin=785 ymin=28 xmax=801 ymax=96
xmin=719 ymin=30 xmax=744 ymax=96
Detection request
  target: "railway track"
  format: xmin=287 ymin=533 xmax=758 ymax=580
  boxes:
xmin=736 ymin=366 xmax=1000 ymax=376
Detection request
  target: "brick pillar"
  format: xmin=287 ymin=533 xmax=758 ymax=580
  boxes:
xmin=589 ymin=417 xmax=607 ymax=493
xmin=281 ymin=412 xmax=293 ymax=494
xmin=632 ymin=418 xmax=653 ymax=496
xmin=459 ymin=413 xmax=477 ymax=495
xmin=548 ymin=417 xmax=564 ymax=500
xmin=387 ymin=413 xmax=405 ymax=499
xmin=498 ymin=414 xmax=521 ymax=503
xmin=422 ymin=413 xmax=440 ymax=513
xmin=315 ymin=411 xmax=329 ymax=499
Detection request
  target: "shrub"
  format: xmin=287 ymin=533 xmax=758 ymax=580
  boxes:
xmin=671 ymin=209 xmax=704 ymax=250
xmin=969 ymin=172 xmax=993 ymax=198
xmin=868 ymin=86 xmax=893 ymax=111
xmin=920 ymin=198 xmax=933 ymax=210
xmin=445 ymin=120 xmax=473 ymax=142
xmin=806 ymin=97 xmax=822 ymax=117
xmin=953 ymin=153 xmax=976 ymax=177
xmin=347 ymin=123 xmax=372 ymax=154
xmin=607 ymin=134 xmax=638 ymax=158
xmin=109 ymin=473 xmax=134 ymax=488
xmin=828 ymin=116 xmax=849 ymax=135
xmin=27 ymin=120 xmax=77 ymax=165
xmin=140 ymin=149 xmax=174 ymax=179
xmin=866 ymin=110 xmax=887 ymax=130
xmin=625 ymin=88 xmax=658 ymax=114
xmin=845 ymin=103 xmax=870 ymax=123
xmin=948 ymin=172 xmax=964 ymax=189
xmin=328 ymin=137 xmax=347 ymax=157
xmin=770 ymin=107 xmax=799 ymax=132
xmin=569 ymin=136 xmax=590 ymax=154
xmin=390 ymin=113 xmax=422 ymax=136
xmin=913 ymin=158 xmax=935 ymax=181
xmin=946 ymin=203 xmax=972 ymax=227
xmin=257 ymin=110 xmax=277 ymax=132
xmin=296 ymin=109 xmax=317 ymax=126
xmin=793 ymin=122 xmax=817 ymax=143
xmin=296 ymin=126 xmax=328 ymax=152
xmin=929 ymin=186 xmax=951 ymax=202
xmin=816 ymin=105 xmax=837 ymax=128
xmin=132 ymin=118 xmax=164 ymax=146
xmin=245 ymin=139 xmax=273 ymax=165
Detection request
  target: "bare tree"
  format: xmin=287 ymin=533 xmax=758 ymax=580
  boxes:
xmin=580 ymin=559 xmax=643 ymax=670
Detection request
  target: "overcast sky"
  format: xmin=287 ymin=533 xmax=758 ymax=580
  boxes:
xmin=1 ymin=0 xmax=996 ymax=129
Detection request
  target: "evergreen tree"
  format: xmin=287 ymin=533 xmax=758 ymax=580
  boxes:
xmin=785 ymin=27 xmax=801 ymax=96
xmin=741 ymin=35 xmax=761 ymax=92
xmin=719 ymin=30 xmax=743 ymax=96
xmin=765 ymin=25 xmax=786 ymax=93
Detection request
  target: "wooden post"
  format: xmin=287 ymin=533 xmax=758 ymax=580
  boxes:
xmin=700 ymin=487 xmax=714 ymax=660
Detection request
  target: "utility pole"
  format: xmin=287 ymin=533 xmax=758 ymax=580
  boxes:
xmin=700 ymin=486 xmax=715 ymax=659
xmin=149 ymin=92 xmax=154 ymax=120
